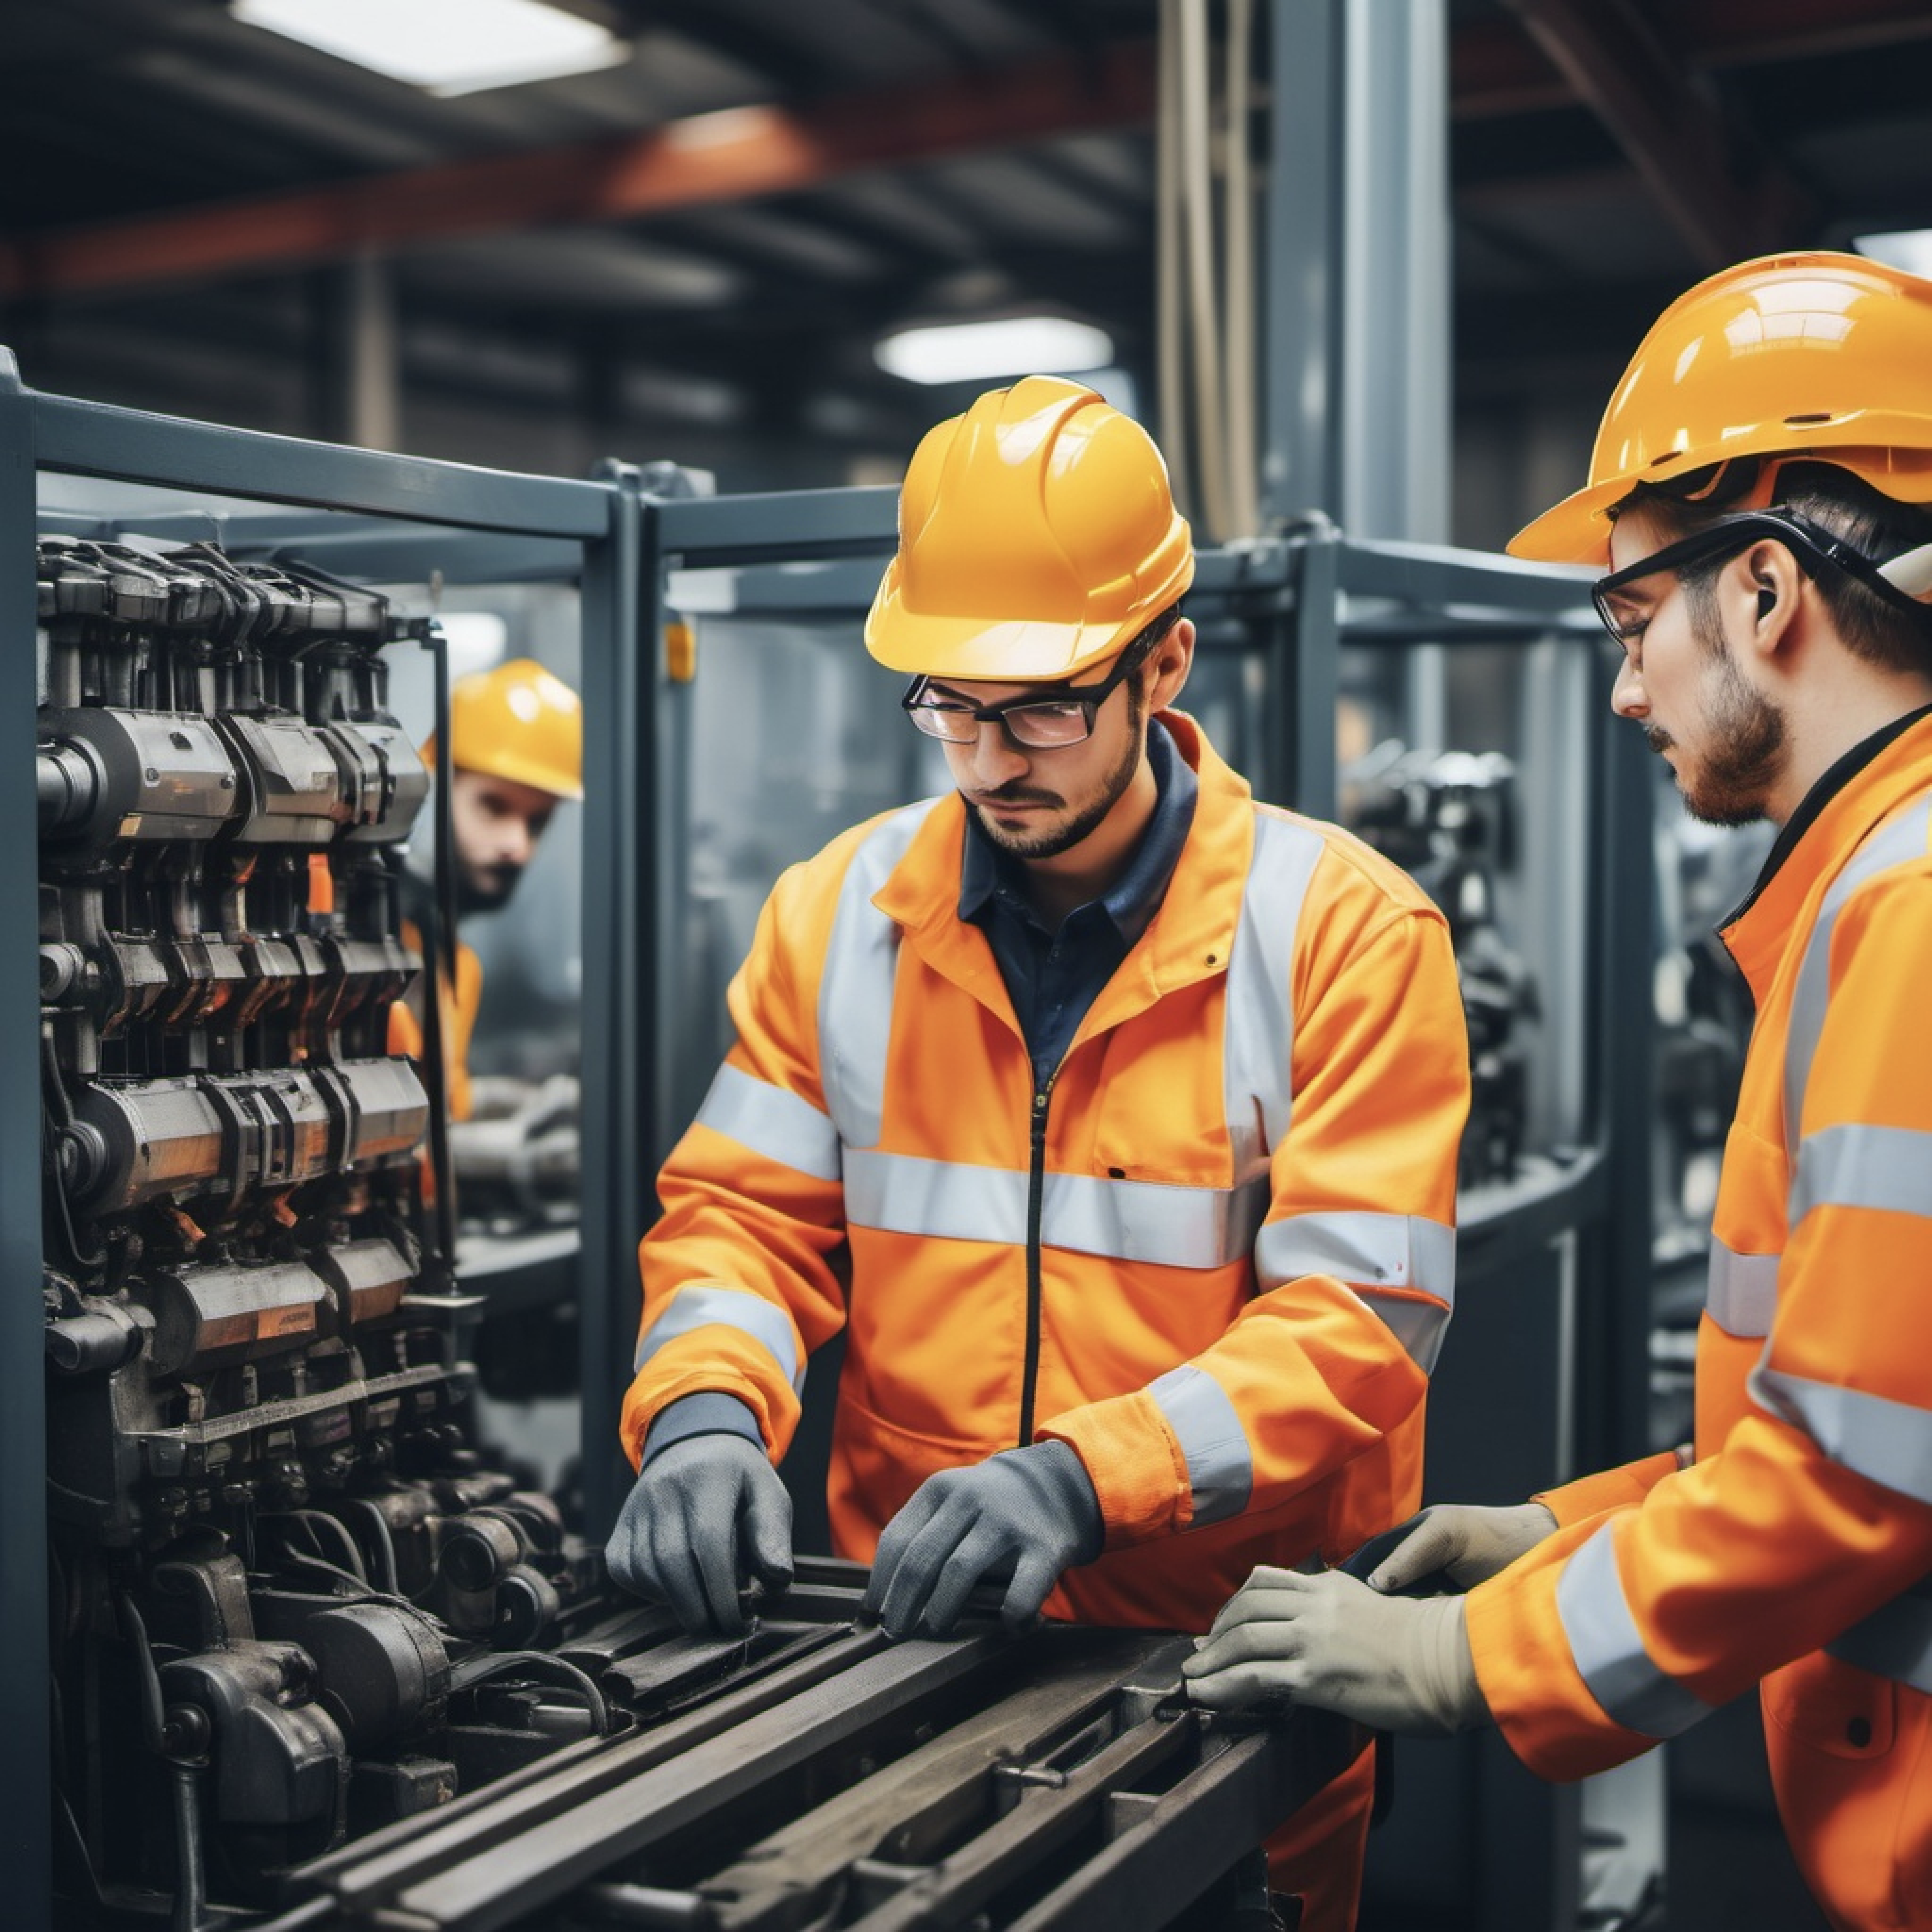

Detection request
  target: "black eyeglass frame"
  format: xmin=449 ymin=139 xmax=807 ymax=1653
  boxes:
xmin=1591 ymin=508 xmax=1924 ymax=642
xmin=899 ymin=624 xmax=1165 ymax=750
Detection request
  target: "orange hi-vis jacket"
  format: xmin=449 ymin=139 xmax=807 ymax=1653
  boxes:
xmin=1467 ymin=714 xmax=1932 ymax=1931
xmin=388 ymin=919 xmax=482 ymax=1124
xmin=621 ymin=712 xmax=1470 ymax=1632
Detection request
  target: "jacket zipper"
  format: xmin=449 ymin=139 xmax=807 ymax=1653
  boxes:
xmin=1018 ymin=1074 xmax=1053 ymax=1448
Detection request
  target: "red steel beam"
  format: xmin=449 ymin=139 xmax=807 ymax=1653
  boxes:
xmin=0 ymin=40 xmax=1156 ymax=301
xmin=5 ymin=0 xmax=1919 ymax=303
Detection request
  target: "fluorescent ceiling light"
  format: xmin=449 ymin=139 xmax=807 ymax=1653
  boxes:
xmin=875 ymin=316 xmax=1116 ymax=386
xmin=232 ymin=0 xmax=626 ymax=96
xmin=1853 ymin=229 xmax=1932 ymax=279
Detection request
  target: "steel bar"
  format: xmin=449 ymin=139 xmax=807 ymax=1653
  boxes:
xmin=700 ymin=1635 xmax=1165 ymax=1930
xmin=1001 ymin=1714 xmax=1364 ymax=1932
xmin=391 ymin=1634 xmax=1015 ymax=1931
xmin=298 ymin=1624 xmax=894 ymax=1913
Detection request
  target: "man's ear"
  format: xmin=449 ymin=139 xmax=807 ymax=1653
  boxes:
xmin=1148 ymin=617 xmax=1196 ymax=709
xmin=1741 ymin=541 xmax=1805 ymax=654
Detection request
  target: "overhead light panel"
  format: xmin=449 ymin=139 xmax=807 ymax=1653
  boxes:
xmin=231 ymin=0 xmax=626 ymax=96
xmin=875 ymin=316 xmax=1116 ymax=386
xmin=1853 ymin=229 xmax=1932 ymax=279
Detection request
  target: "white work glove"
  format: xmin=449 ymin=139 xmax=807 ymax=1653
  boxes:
xmin=1182 ymin=1566 xmax=1488 ymax=1737
xmin=1360 ymin=1500 xmax=1557 ymax=1593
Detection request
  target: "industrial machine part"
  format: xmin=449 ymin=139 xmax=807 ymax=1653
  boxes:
xmin=1349 ymin=747 xmax=1537 ymax=1189
xmin=264 ymin=1559 xmax=1352 ymax=1932
xmin=38 ymin=537 xmax=611 ymax=1928
xmin=40 ymin=535 xmax=1327 ymax=1932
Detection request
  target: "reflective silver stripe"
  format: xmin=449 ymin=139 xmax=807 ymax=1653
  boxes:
xmin=1749 ymin=1365 xmax=1932 ymax=1506
xmin=1255 ymin=1209 xmax=1456 ymax=1297
xmin=1043 ymin=1169 xmax=1270 ymax=1268
xmin=1828 ymin=1580 xmax=1932 ymax=1695
xmin=817 ymin=799 xmax=941 ymax=1152
xmin=844 ymin=1148 xmax=1266 ymax=1269
xmin=695 ymin=1063 xmax=842 ymax=1183
xmin=1222 ymin=811 xmax=1324 ymax=1185
xmin=1557 ymin=1521 xmax=1715 ymax=1740
xmin=1705 ymin=1239 xmax=1781 ymax=1338
xmin=1256 ymin=1209 xmax=1456 ymax=1371
xmin=1783 ymin=797 xmax=1932 ymax=1157
xmin=845 ymin=1150 xmax=1024 ymax=1245
xmin=1790 ymin=1122 xmax=1932 ymax=1228
xmin=1147 ymin=1364 xmax=1252 ymax=1525
xmin=1355 ymin=1289 xmax=1453 ymax=1375
xmin=635 ymin=1283 xmax=804 ymax=1392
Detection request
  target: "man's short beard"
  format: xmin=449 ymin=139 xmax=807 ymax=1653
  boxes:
xmin=456 ymin=864 xmax=523 ymax=917
xmin=971 ymin=688 xmax=1146 ymax=860
xmin=1658 ymin=590 xmax=1787 ymax=826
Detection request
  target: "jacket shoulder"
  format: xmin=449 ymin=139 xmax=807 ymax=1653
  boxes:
xmin=1252 ymin=800 xmax=1446 ymax=923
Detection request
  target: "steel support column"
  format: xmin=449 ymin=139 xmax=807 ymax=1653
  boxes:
xmin=1262 ymin=0 xmax=1451 ymax=543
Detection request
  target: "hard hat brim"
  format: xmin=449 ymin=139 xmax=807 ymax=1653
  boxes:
xmin=1507 ymin=479 xmax=1627 ymax=566
xmin=865 ymin=603 xmax=1152 ymax=683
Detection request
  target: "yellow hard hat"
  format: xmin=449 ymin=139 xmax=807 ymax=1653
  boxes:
xmin=426 ymin=657 xmax=583 ymax=801
xmin=865 ymin=375 xmax=1194 ymax=682
xmin=1510 ymin=251 xmax=1932 ymax=566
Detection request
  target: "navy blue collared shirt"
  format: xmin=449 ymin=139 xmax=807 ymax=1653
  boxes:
xmin=958 ymin=718 xmax=1199 ymax=1086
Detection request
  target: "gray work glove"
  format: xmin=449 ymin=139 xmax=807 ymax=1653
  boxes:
xmin=1361 ymin=1500 xmax=1557 ymax=1593
xmin=605 ymin=1433 xmax=793 ymax=1637
xmin=1183 ymin=1565 xmax=1488 ymax=1737
xmin=862 ymin=1440 xmax=1104 ymax=1638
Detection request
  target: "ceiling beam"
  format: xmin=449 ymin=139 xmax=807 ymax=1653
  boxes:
xmin=0 ymin=39 xmax=1155 ymax=302
xmin=1496 ymin=0 xmax=1815 ymax=266
xmin=1454 ymin=0 xmax=1932 ymax=119
xmin=7 ymin=0 xmax=1909 ymax=307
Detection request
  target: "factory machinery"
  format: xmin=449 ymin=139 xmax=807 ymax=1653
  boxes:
xmin=33 ymin=530 xmax=1343 ymax=1932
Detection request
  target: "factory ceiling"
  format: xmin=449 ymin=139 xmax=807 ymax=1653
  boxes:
xmin=5 ymin=0 xmax=1932 ymax=504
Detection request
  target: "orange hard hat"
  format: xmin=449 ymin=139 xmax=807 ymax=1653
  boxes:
xmin=425 ymin=657 xmax=583 ymax=801
xmin=1510 ymin=251 xmax=1932 ymax=566
xmin=864 ymin=375 xmax=1194 ymax=682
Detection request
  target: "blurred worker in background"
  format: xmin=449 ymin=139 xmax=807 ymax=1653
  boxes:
xmin=1184 ymin=252 xmax=1932 ymax=1932
xmin=390 ymin=656 xmax=583 ymax=1208
xmin=605 ymin=375 xmax=1470 ymax=1929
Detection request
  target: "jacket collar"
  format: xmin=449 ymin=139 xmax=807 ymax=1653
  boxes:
xmin=873 ymin=709 xmax=1256 ymax=1023
xmin=1720 ymin=708 xmax=1932 ymax=1000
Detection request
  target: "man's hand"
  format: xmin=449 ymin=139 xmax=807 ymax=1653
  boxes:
xmin=1361 ymin=1501 xmax=1557 ymax=1593
xmin=605 ymin=1434 xmax=793 ymax=1637
xmin=1182 ymin=1566 xmax=1487 ymax=1737
xmin=862 ymin=1441 xmax=1103 ymax=1638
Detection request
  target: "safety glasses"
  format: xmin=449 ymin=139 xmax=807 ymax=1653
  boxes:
xmin=901 ymin=641 xmax=1147 ymax=750
xmin=1591 ymin=508 xmax=1932 ymax=642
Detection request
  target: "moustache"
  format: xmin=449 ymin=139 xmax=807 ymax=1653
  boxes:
xmin=972 ymin=785 xmax=1063 ymax=809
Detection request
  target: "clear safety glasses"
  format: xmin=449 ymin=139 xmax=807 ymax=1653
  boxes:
xmin=1590 ymin=508 xmax=1932 ymax=643
xmin=901 ymin=641 xmax=1147 ymax=750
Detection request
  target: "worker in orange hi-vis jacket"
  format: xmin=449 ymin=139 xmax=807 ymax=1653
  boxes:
xmin=1186 ymin=251 xmax=1932 ymax=1932
xmin=389 ymin=657 xmax=581 ymax=1154
xmin=605 ymin=375 xmax=1471 ymax=1932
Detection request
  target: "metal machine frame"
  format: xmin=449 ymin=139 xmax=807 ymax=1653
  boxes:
xmin=5 ymin=358 xmax=1653 ymax=1930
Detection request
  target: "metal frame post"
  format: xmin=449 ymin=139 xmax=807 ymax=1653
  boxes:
xmin=1262 ymin=0 xmax=1451 ymax=544
xmin=0 ymin=350 xmax=52 ymax=1932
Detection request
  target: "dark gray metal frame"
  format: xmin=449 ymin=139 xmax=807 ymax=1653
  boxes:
xmin=0 ymin=351 xmax=625 ymax=1930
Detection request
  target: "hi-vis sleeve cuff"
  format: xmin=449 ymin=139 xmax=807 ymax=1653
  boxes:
xmin=635 ymin=1282 xmax=806 ymax=1394
xmin=1555 ymin=1521 xmax=1718 ymax=1740
xmin=1256 ymin=1209 xmax=1456 ymax=1373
